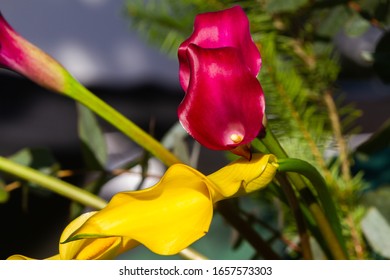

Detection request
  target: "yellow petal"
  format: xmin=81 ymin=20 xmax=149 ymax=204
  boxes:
xmin=207 ymin=153 xmax=278 ymax=200
xmin=7 ymin=254 xmax=60 ymax=260
xmin=7 ymin=255 xmax=35 ymax=260
xmin=66 ymin=164 xmax=214 ymax=255
xmin=6 ymin=254 xmax=57 ymax=260
xmin=59 ymin=211 xmax=138 ymax=259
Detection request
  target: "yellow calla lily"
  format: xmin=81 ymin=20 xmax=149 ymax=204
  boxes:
xmin=66 ymin=165 xmax=215 ymax=255
xmin=64 ymin=153 xmax=278 ymax=257
xmin=7 ymin=154 xmax=278 ymax=259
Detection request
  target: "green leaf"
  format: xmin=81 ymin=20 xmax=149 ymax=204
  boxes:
xmin=77 ymin=104 xmax=107 ymax=170
xmin=361 ymin=207 xmax=390 ymax=258
xmin=6 ymin=148 xmax=61 ymax=194
xmin=265 ymin=0 xmax=309 ymax=13
xmin=315 ymin=6 xmax=350 ymax=39
xmin=344 ymin=13 xmax=371 ymax=38
xmin=8 ymin=147 xmax=60 ymax=175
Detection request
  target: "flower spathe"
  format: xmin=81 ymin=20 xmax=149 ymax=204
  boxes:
xmin=178 ymin=6 xmax=261 ymax=91
xmin=0 ymin=12 xmax=71 ymax=93
xmin=178 ymin=6 xmax=265 ymax=151
xmin=58 ymin=212 xmax=139 ymax=260
xmin=8 ymin=211 xmax=139 ymax=260
xmin=63 ymin=154 xmax=278 ymax=257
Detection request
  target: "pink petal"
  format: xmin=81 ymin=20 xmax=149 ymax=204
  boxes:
xmin=178 ymin=44 xmax=264 ymax=150
xmin=0 ymin=12 xmax=67 ymax=92
xmin=178 ymin=6 xmax=261 ymax=92
xmin=0 ymin=12 xmax=19 ymax=69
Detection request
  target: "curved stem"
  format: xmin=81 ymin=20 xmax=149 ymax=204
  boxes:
xmin=278 ymin=158 xmax=347 ymax=259
xmin=259 ymin=125 xmax=347 ymax=259
xmin=276 ymin=173 xmax=312 ymax=259
xmin=277 ymin=158 xmax=343 ymax=235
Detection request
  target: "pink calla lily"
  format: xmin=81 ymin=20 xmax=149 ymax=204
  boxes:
xmin=0 ymin=11 xmax=70 ymax=92
xmin=178 ymin=6 xmax=265 ymax=151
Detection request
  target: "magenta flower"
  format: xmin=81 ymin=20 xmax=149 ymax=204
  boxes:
xmin=0 ymin=12 xmax=70 ymax=93
xmin=178 ymin=6 xmax=265 ymax=152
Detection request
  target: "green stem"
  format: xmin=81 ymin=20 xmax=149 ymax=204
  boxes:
xmin=64 ymin=79 xmax=181 ymax=167
xmin=259 ymin=126 xmax=347 ymax=259
xmin=276 ymin=173 xmax=313 ymax=259
xmin=0 ymin=156 xmax=107 ymax=210
xmin=278 ymin=158 xmax=342 ymax=231
xmin=278 ymin=158 xmax=347 ymax=259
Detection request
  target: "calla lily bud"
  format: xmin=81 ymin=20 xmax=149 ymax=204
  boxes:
xmin=63 ymin=153 xmax=277 ymax=257
xmin=178 ymin=6 xmax=265 ymax=152
xmin=0 ymin=12 xmax=72 ymax=93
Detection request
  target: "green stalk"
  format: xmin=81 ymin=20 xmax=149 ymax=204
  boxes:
xmin=252 ymin=133 xmax=312 ymax=259
xmin=275 ymin=173 xmax=313 ymax=259
xmin=63 ymin=77 xmax=181 ymax=167
xmin=278 ymin=158 xmax=342 ymax=236
xmin=259 ymin=126 xmax=347 ymax=259
xmin=278 ymin=158 xmax=347 ymax=259
xmin=0 ymin=156 xmax=107 ymax=210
